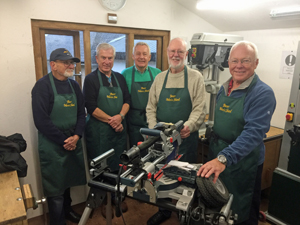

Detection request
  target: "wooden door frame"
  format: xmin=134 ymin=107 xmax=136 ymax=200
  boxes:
xmin=31 ymin=19 xmax=170 ymax=81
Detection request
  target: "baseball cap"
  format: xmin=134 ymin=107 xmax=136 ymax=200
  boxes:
xmin=50 ymin=48 xmax=80 ymax=62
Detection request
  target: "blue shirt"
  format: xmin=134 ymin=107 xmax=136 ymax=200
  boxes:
xmin=218 ymin=74 xmax=276 ymax=166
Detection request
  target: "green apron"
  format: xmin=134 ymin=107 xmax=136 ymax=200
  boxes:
xmin=85 ymin=70 xmax=127 ymax=171
xmin=157 ymin=66 xmax=198 ymax=163
xmin=38 ymin=72 xmax=86 ymax=197
xmin=209 ymin=76 xmax=259 ymax=223
xmin=127 ymin=68 xmax=154 ymax=147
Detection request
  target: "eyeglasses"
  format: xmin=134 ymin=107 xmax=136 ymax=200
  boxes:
xmin=229 ymin=59 xmax=252 ymax=65
xmin=168 ymin=49 xmax=186 ymax=56
xmin=56 ymin=60 xmax=77 ymax=67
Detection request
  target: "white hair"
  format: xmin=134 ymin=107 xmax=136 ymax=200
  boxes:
xmin=229 ymin=40 xmax=258 ymax=60
xmin=168 ymin=37 xmax=187 ymax=52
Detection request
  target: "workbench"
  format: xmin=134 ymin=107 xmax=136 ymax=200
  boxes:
xmin=0 ymin=171 xmax=28 ymax=225
xmin=197 ymin=126 xmax=284 ymax=190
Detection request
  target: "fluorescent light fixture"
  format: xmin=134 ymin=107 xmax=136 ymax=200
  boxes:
xmin=270 ymin=7 xmax=300 ymax=18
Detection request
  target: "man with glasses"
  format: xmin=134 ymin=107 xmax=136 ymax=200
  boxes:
xmin=146 ymin=37 xmax=206 ymax=225
xmin=32 ymin=48 xmax=86 ymax=225
xmin=121 ymin=42 xmax=161 ymax=148
xmin=83 ymin=43 xmax=130 ymax=218
xmin=197 ymin=41 xmax=276 ymax=224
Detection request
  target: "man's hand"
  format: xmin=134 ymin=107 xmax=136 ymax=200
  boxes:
xmin=197 ymin=158 xmax=226 ymax=183
xmin=108 ymin=114 xmax=122 ymax=129
xmin=114 ymin=123 xmax=123 ymax=132
xmin=63 ymin=135 xmax=79 ymax=151
xmin=180 ymin=125 xmax=190 ymax=139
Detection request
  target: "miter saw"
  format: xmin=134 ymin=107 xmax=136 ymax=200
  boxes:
xmin=79 ymin=121 xmax=236 ymax=225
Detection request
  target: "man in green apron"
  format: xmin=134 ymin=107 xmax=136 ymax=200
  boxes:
xmin=197 ymin=41 xmax=276 ymax=224
xmin=32 ymin=48 xmax=86 ymax=225
xmin=83 ymin=43 xmax=130 ymax=217
xmin=122 ymin=42 xmax=161 ymax=149
xmin=146 ymin=37 xmax=206 ymax=225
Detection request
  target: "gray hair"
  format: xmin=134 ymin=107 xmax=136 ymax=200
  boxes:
xmin=133 ymin=42 xmax=151 ymax=55
xmin=168 ymin=37 xmax=187 ymax=52
xmin=96 ymin=43 xmax=116 ymax=57
xmin=229 ymin=41 xmax=258 ymax=60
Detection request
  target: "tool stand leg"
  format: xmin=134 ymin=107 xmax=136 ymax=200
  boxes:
xmin=78 ymin=187 xmax=107 ymax=225
xmin=78 ymin=207 xmax=93 ymax=225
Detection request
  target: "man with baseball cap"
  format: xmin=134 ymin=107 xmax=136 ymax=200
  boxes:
xmin=32 ymin=48 xmax=86 ymax=225
xmin=50 ymin=48 xmax=81 ymax=62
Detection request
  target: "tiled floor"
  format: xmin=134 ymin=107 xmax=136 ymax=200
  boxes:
xmin=28 ymin=196 xmax=272 ymax=225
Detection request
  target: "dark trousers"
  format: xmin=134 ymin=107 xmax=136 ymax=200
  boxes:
xmin=47 ymin=188 xmax=72 ymax=225
xmin=236 ymin=163 xmax=263 ymax=225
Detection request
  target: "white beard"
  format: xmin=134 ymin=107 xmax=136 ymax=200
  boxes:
xmin=170 ymin=62 xmax=183 ymax=70
xmin=63 ymin=70 xmax=74 ymax=78
xmin=168 ymin=58 xmax=184 ymax=70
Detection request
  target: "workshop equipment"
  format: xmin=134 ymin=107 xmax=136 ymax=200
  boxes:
xmin=79 ymin=121 xmax=236 ymax=225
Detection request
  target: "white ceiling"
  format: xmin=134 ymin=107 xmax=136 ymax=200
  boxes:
xmin=174 ymin=0 xmax=300 ymax=32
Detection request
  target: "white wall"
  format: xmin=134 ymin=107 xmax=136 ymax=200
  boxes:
xmin=0 ymin=0 xmax=221 ymax=219
xmin=228 ymin=28 xmax=300 ymax=129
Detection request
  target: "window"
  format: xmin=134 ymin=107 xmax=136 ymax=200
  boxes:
xmin=32 ymin=20 xmax=170 ymax=87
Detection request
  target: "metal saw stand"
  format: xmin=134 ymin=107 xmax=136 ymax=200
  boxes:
xmin=78 ymin=187 xmax=113 ymax=225
xmin=265 ymin=41 xmax=300 ymax=224
xmin=78 ymin=149 xmax=125 ymax=225
xmin=78 ymin=187 xmax=107 ymax=225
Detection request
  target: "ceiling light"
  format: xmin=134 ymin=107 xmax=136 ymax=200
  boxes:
xmin=270 ymin=7 xmax=300 ymax=18
xmin=196 ymin=0 xmax=243 ymax=11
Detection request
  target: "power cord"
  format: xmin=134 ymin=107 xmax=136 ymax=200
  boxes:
xmin=116 ymin=164 xmax=127 ymax=225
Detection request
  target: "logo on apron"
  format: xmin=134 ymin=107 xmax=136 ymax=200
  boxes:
xmin=138 ymin=87 xmax=149 ymax=93
xmin=166 ymin=94 xmax=180 ymax=102
xmin=107 ymin=92 xmax=118 ymax=99
xmin=219 ymin=103 xmax=232 ymax=113
xmin=64 ymin=100 xmax=75 ymax=107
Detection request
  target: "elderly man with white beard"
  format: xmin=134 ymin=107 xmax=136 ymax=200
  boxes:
xmin=32 ymin=48 xmax=86 ymax=225
xmin=146 ymin=37 xmax=206 ymax=225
